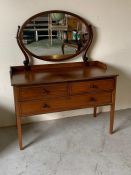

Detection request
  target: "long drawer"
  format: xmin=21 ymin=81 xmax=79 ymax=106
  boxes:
xmin=20 ymin=92 xmax=112 ymax=116
xmin=71 ymin=79 xmax=114 ymax=95
xmin=18 ymin=83 xmax=68 ymax=101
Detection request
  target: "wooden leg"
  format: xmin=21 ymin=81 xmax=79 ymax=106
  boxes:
xmin=16 ymin=117 xmax=17 ymax=128
xmin=93 ymin=107 xmax=97 ymax=117
xmin=110 ymin=104 xmax=115 ymax=134
xmin=16 ymin=116 xmax=23 ymax=150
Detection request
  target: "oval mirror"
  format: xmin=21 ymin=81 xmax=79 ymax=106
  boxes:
xmin=18 ymin=10 xmax=92 ymax=62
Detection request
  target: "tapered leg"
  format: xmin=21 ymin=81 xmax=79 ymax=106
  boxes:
xmin=110 ymin=104 xmax=115 ymax=134
xmin=93 ymin=107 xmax=97 ymax=117
xmin=16 ymin=115 xmax=23 ymax=150
xmin=16 ymin=117 xmax=17 ymax=128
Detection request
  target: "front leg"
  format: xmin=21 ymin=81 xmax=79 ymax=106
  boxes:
xmin=16 ymin=115 xmax=23 ymax=150
xmin=93 ymin=107 xmax=97 ymax=117
xmin=110 ymin=104 xmax=115 ymax=134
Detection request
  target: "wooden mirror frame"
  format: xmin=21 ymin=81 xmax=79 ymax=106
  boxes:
xmin=17 ymin=10 xmax=93 ymax=69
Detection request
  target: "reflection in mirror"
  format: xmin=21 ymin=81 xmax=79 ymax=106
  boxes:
xmin=22 ymin=12 xmax=88 ymax=57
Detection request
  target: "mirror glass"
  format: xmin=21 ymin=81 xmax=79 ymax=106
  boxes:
xmin=20 ymin=11 xmax=89 ymax=60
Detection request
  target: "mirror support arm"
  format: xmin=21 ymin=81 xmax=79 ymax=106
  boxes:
xmin=82 ymin=25 xmax=93 ymax=63
xmin=16 ymin=26 xmax=30 ymax=70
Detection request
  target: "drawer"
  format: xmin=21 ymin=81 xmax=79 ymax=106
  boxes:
xmin=71 ymin=79 xmax=114 ymax=95
xmin=18 ymin=83 xmax=68 ymax=100
xmin=20 ymin=92 xmax=112 ymax=116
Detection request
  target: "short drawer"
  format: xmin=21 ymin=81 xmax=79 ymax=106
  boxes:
xmin=18 ymin=83 xmax=68 ymax=100
xmin=20 ymin=92 xmax=112 ymax=116
xmin=71 ymin=79 xmax=114 ymax=95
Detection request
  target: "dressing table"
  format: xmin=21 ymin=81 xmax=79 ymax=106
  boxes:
xmin=10 ymin=10 xmax=118 ymax=150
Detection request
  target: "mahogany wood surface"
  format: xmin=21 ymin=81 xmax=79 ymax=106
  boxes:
xmin=11 ymin=61 xmax=118 ymax=150
xmin=19 ymin=91 xmax=112 ymax=117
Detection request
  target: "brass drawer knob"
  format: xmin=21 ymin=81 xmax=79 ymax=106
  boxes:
xmin=90 ymin=97 xmax=96 ymax=102
xmin=42 ymin=104 xmax=50 ymax=108
xmin=90 ymin=84 xmax=98 ymax=89
xmin=42 ymin=88 xmax=50 ymax=94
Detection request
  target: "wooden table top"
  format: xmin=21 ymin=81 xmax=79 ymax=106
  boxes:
xmin=10 ymin=61 xmax=118 ymax=86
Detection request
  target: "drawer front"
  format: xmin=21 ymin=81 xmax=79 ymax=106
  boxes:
xmin=71 ymin=79 xmax=114 ymax=95
xmin=19 ymin=83 xmax=68 ymax=100
xmin=20 ymin=92 xmax=112 ymax=116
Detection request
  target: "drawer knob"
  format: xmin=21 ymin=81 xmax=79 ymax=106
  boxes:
xmin=90 ymin=84 xmax=98 ymax=89
xmin=42 ymin=88 xmax=50 ymax=94
xmin=42 ymin=104 xmax=50 ymax=108
xmin=90 ymin=97 xmax=96 ymax=102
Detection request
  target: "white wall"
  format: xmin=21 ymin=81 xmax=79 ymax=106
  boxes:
xmin=0 ymin=0 xmax=131 ymax=127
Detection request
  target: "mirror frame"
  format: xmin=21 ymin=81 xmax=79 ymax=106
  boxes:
xmin=17 ymin=10 xmax=93 ymax=68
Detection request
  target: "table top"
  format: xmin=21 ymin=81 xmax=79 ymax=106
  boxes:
xmin=10 ymin=61 xmax=118 ymax=86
